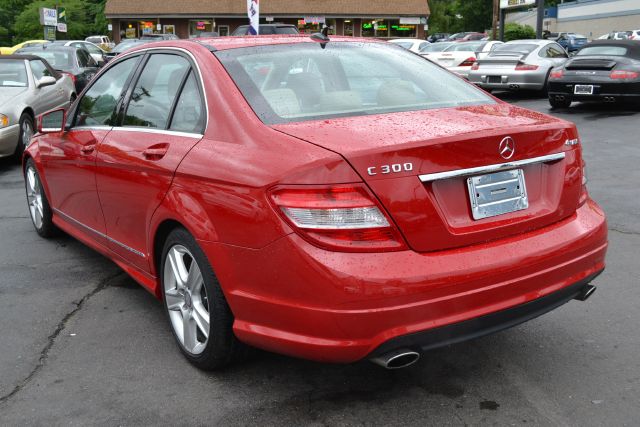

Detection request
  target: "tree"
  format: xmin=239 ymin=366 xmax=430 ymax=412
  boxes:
xmin=428 ymin=0 xmax=494 ymax=34
xmin=13 ymin=0 xmax=93 ymax=42
xmin=0 ymin=0 xmax=33 ymax=46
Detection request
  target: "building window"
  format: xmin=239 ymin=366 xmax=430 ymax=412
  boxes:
xmin=390 ymin=22 xmax=417 ymax=38
xmin=189 ymin=19 xmax=213 ymax=38
xmin=344 ymin=20 xmax=354 ymax=37
xmin=361 ymin=19 xmax=416 ymax=38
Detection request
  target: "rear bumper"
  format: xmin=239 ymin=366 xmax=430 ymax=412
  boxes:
xmin=549 ymin=81 xmax=640 ymax=101
xmin=0 ymin=124 xmax=20 ymax=157
xmin=201 ymin=199 xmax=607 ymax=363
xmin=469 ymin=70 xmax=547 ymax=90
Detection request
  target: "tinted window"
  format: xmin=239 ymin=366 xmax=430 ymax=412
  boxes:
xmin=420 ymin=43 xmax=453 ymax=53
xmin=0 ymin=60 xmax=28 ymax=87
xmin=577 ymin=46 xmax=628 ymax=56
xmin=75 ymin=57 xmax=139 ymax=127
xmin=123 ymin=54 xmax=190 ymax=129
xmin=29 ymin=60 xmax=52 ymax=80
xmin=216 ymin=42 xmax=493 ymax=124
xmin=492 ymin=43 xmax=537 ymax=54
xmin=169 ymin=71 xmax=205 ymax=133
xmin=29 ymin=50 xmax=73 ymax=70
xmin=77 ymin=49 xmax=91 ymax=67
xmin=445 ymin=42 xmax=485 ymax=52
xmin=547 ymin=45 xmax=567 ymax=58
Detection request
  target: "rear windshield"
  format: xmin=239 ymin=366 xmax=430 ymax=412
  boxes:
xmin=577 ymin=46 xmax=628 ymax=56
xmin=86 ymin=37 xmax=102 ymax=44
xmin=28 ymin=51 xmax=74 ymax=69
xmin=0 ymin=60 xmax=28 ymax=87
xmin=492 ymin=43 xmax=537 ymax=55
xmin=391 ymin=41 xmax=414 ymax=49
xmin=420 ymin=42 xmax=453 ymax=53
xmin=445 ymin=42 xmax=485 ymax=52
xmin=215 ymin=42 xmax=494 ymax=124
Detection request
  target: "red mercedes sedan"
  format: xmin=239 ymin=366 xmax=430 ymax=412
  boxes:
xmin=23 ymin=36 xmax=607 ymax=370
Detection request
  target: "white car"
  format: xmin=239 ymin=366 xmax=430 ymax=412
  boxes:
xmin=630 ymin=30 xmax=640 ymax=40
xmin=431 ymin=41 xmax=503 ymax=78
xmin=418 ymin=41 xmax=455 ymax=58
xmin=388 ymin=39 xmax=430 ymax=53
xmin=85 ymin=35 xmax=115 ymax=51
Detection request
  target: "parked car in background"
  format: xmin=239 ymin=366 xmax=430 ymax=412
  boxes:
xmin=630 ymin=30 xmax=640 ymax=40
xmin=0 ymin=55 xmax=74 ymax=159
xmin=469 ymin=39 xmax=569 ymax=92
xmin=85 ymin=35 xmax=115 ymax=51
xmin=104 ymin=40 xmax=153 ymax=62
xmin=140 ymin=34 xmax=180 ymax=41
xmin=0 ymin=40 xmax=49 ymax=55
xmin=427 ymin=32 xmax=450 ymax=43
xmin=232 ymin=24 xmax=299 ymax=36
xmin=15 ymin=45 xmax=99 ymax=94
xmin=50 ymin=40 xmax=107 ymax=66
xmin=556 ymin=33 xmax=588 ymax=53
xmin=598 ymin=31 xmax=632 ymax=40
xmin=548 ymin=40 xmax=640 ymax=108
xmin=431 ymin=41 xmax=503 ymax=78
xmin=446 ymin=32 xmax=476 ymax=42
xmin=24 ymin=36 xmax=606 ymax=371
xmin=419 ymin=41 xmax=455 ymax=58
xmin=460 ymin=32 xmax=487 ymax=41
xmin=389 ymin=38 xmax=430 ymax=53
xmin=197 ymin=32 xmax=220 ymax=38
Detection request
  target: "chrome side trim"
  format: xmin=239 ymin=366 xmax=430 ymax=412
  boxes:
xmin=116 ymin=127 xmax=203 ymax=139
xmin=418 ymin=152 xmax=566 ymax=183
xmin=53 ymin=208 xmax=146 ymax=258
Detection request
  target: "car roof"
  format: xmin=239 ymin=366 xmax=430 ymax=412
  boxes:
xmin=183 ymin=35 xmax=388 ymax=51
xmin=0 ymin=54 xmax=44 ymax=61
xmin=17 ymin=45 xmax=79 ymax=53
xmin=505 ymin=39 xmax=553 ymax=46
xmin=582 ymin=39 xmax=640 ymax=55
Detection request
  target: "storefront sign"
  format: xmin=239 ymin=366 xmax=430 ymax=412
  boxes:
xmin=266 ymin=16 xmax=274 ymax=22
xmin=56 ymin=7 xmax=67 ymax=32
xmin=304 ymin=16 xmax=325 ymax=24
xmin=196 ymin=21 xmax=206 ymax=30
xmin=500 ymin=0 xmax=535 ymax=9
xmin=108 ymin=24 xmax=113 ymax=31
xmin=399 ymin=17 xmax=421 ymax=25
xmin=39 ymin=8 xmax=57 ymax=27
xmin=125 ymin=28 xmax=136 ymax=38
xmin=44 ymin=26 xmax=56 ymax=41
xmin=157 ymin=24 xmax=162 ymax=31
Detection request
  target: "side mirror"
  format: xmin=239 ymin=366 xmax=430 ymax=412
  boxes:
xmin=39 ymin=109 xmax=66 ymax=133
xmin=37 ymin=76 xmax=56 ymax=88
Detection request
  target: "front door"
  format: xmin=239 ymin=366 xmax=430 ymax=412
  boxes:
xmin=95 ymin=52 xmax=206 ymax=272
xmin=40 ymin=55 xmax=141 ymax=245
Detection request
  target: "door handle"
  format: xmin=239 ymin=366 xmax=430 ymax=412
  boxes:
xmin=143 ymin=143 xmax=169 ymax=160
xmin=81 ymin=144 xmax=95 ymax=154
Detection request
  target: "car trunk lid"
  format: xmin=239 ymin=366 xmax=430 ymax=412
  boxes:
xmin=272 ymin=103 xmax=582 ymax=252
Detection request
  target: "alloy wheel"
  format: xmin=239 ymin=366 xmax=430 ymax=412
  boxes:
xmin=163 ymin=245 xmax=210 ymax=355
xmin=22 ymin=119 xmax=33 ymax=146
xmin=26 ymin=166 xmax=44 ymax=230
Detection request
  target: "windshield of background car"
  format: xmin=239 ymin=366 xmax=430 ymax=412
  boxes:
xmin=29 ymin=50 xmax=73 ymax=69
xmin=419 ymin=42 xmax=453 ymax=53
xmin=492 ymin=43 xmax=537 ymax=55
xmin=577 ymin=46 xmax=629 ymax=56
xmin=113 ymin=42 xmax=147 ymax=53
xmin=445 ymin=42 xmax=485 ymax=52
xmin=215 ymin=42 xmax=494 ymax=124
xmin=0 ymin=60 xmax=28 ymax=87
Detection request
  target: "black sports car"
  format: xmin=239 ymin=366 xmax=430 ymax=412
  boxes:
xmin=547 ymin=40 xmax=640 ymax=108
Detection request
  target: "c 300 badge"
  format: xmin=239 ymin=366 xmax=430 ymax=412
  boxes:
xmin=367 ymin=163 xmax=414 ymax=176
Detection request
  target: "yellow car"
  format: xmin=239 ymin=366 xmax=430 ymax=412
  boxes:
xmin=0 ymin=40 xmax=49 ymax=55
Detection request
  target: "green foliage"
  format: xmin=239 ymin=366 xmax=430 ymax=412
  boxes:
xmin=0 ymin=0 xmax=107 ymax=46
xmin=503 ymin=22 xmax=536 ymax=41
xmin=428 ymin=0 xmax=494 ymax=35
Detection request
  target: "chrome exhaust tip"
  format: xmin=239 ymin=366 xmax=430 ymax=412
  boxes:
xmin=370 ymin=349 xmax=421 ymax=369
xmin=509 ymin=84 xmax=520 ymax=90
xmin=556 ymin=95 xmax=565 ymax=101
xmin=575 ymin=284 xmax=597 ymax=301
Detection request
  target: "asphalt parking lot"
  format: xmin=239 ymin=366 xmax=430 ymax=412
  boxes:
xmin=0 ymin=94 xmax=638 ymax=426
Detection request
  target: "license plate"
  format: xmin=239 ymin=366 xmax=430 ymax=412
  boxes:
xmin=467 ymin=169 xmax=528 ymax=220
xmin=574 ymin=84 xmax=594 ymax=95
xmin=487 ymin=76 xmax=502 ymax=84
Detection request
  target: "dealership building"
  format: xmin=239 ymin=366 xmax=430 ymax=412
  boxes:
xmin=104 ymin=0 xmax=430 ymax=43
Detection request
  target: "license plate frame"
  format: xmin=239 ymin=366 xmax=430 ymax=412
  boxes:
xmin=467 ymin=169 xmax=528 ymax=220
xmin=574 ymin=84 xmax=594 ymax=95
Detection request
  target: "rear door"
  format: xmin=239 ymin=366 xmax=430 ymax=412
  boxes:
xmin=95 ymin=51 xmax=206 ymax=272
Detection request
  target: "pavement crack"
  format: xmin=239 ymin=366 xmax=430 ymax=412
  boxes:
xmin=0 ymin=271 xmax=126 ymax=406
xmin=608 ymin=227 xmax=640 ymax=236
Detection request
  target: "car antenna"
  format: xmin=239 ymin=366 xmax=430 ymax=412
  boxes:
xmin=310 ymin=25 xmax=331 ymax=48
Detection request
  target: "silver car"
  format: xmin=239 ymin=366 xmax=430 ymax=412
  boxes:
xmin=468 ymin=39 xmax=569 ymax=91
xmin=0 ymin=55 xmax=75 ymax=159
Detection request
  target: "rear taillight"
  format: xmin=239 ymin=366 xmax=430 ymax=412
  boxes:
xmin=610 ymin=70 xmax=639 ymax=80
xmin=579 ymin=159 xmax=589 ymax=207
xmin=549 ymin=69 xmax=564 ymax=79
xmin=515 ymin=63 xmax=539 ymax=71
xmin=269 ymin=185 xmax=407 ymax=252
xmin=470 ymin=62 xmax=480 ymax=71
xmin=459 ymin=57 xmax=477 ymax=67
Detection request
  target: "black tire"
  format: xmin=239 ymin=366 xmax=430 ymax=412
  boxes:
xmin=24 ymin=158 xmax=57 ymax=238
xmin=14 ymin=112 xmax=34 ymax=161
xmin=549 ymin=96 xmax=572 ymax=109
xmin=161 ymin=227 xmax=248 ymax=370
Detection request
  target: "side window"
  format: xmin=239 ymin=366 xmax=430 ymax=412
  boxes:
xmin=29 ymin=60 xmax=51 ymax=80
xmin=169 ymin=71 xmax=205 ymax=134
xmin=75 ymin=57 xmax=139 ymax=127
xmin=77 ymin=49 xmax=91 ymax=68
xmin=550 ymin=44 xmax=568 ymax=58
xmin=538 ymin=47 xmax=549 ymax=58
xmin=123 ymin=54 xmax=190 ymax=129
